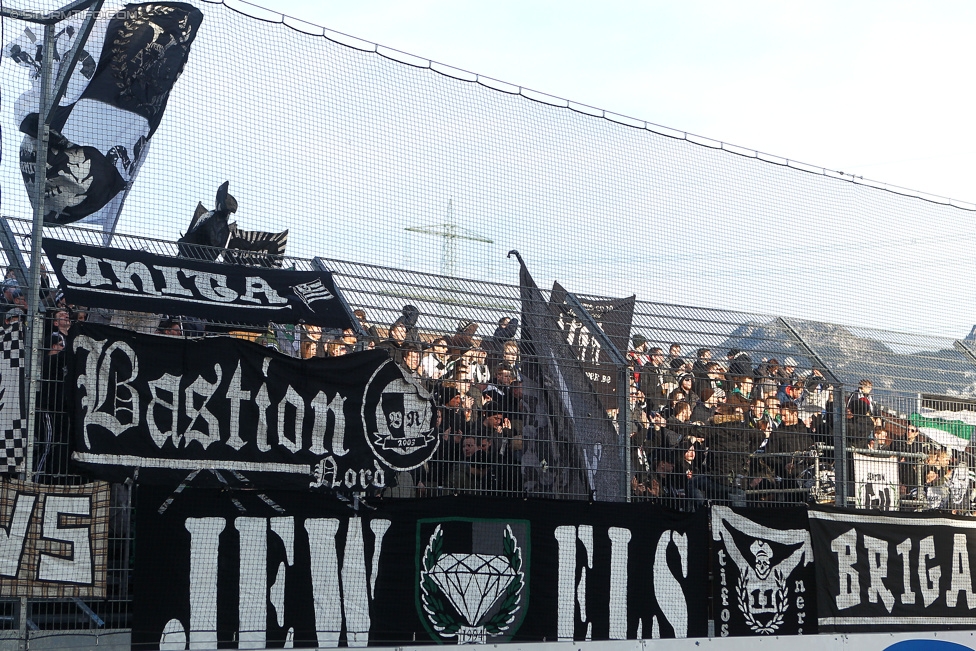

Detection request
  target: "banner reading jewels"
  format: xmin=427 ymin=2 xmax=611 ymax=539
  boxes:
xmin=0 ymin=479 xmax=110 ymax=598
xmin=43 ymin=239 xmax=355 ymax=328
xmin=66 ymin=323 xmax=438 ymax=490
xmin=810 ymin=506 xmax=976 ymax=632
xmin=132 ymin=489 xmax=709 ymax=648
xmin=710 ymin=506 xmax=817 ymax=637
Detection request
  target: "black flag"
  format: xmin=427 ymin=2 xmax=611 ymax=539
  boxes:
xmin=550 ymin=281 xmax=634 ymax=412
xmin=225 ymin=224 xmax=289 ymax=267
xmin=511 ymin=252 xmax=624 ymax=501
xmin=11 ymin=3 xmax=203 ymax=228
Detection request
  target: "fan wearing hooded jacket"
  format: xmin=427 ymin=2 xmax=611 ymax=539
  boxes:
xmin=483 ymin=316 xmax=519 ymax=372
xmin=381 ymin=304 xmax=421 ymax=363
xmin=688 ymin=417 xmax=765 ymax=509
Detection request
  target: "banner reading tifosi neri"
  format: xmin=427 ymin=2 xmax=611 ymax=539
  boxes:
xmin=67 ymin=323 xmax=437 ymax=490
xmin=710 ymin=506 xmax=818 ymax=637
xmin=44 ymin=239 xmax=354 ymax=328
xmin=132 ymin=489 xmax=708 ymax=648
xmin=810 ymin=506 xmax=976 ymax=632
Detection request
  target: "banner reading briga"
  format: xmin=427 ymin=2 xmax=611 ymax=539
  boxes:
xmin=66 ymin=323 xmax=438 ymax=491
xmin=810 ymin=506 xmax=976 ymax=632
xmin=132 ymin=489 xmax=708 ymax=648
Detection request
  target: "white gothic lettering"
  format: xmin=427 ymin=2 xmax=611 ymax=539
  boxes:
xmin=56 ymin=254 xmax=287 ymax=306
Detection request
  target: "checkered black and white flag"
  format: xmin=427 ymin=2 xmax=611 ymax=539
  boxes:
xmin=0 ymin=324 xmax=26 ymax=474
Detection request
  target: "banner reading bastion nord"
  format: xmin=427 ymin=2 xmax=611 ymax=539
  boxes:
xmin=66 ymin=323 xmax=438 ymax=490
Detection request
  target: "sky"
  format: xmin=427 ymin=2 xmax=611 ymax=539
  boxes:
xmin=4 ymin=0 xmax=976 ymax=341
xmin=251 ymin=0 xmax=976 ymax=342
xmin=268 ymin=0 xmax=976 ymax=204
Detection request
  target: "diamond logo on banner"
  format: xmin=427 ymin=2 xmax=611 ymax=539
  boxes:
xmin=418 ymin=520 xmax=528 ymax=644
xmin=429 ymin=553 xmax=517 ymax=627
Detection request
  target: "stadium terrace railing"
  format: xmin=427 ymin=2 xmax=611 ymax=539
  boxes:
xmin=0 ymin=218 xmax=976 ymax=635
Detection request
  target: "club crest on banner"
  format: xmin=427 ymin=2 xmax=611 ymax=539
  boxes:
xmin=417 ymin=519 xmax=529 ymax=644
xmin=362 ymin=360 xmax=437 ymax=471
xmin=711 ymin=507 xmax=815 ymax=637
xmin=290 ymin=278 xmax=334 ymax=308
xmin=734 ymin=539 xmax=790 ymax=634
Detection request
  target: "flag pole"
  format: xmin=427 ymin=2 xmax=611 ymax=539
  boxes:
xmin=18 ymin=17 xmax=55 ymax=650
xmin=12 ymin=3 xmax=105 ymax=645
xmin=23 ymin=0 xmax=104 ymax=484
xmin=23 ymin=21 xmax=55 ymax=488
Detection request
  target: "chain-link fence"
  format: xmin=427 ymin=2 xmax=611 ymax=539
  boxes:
xmin=1 ymin=0 xmax=976 ymax=644
xmin=13 ymin=216 xmax=976 ymax=510
xmin=1 ymin=215 xmax=976 ymax=638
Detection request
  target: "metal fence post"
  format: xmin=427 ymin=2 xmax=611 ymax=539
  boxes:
xmin=833 ymin=385 xmax=848 ymax=507
xmin=618 ymin=364 xmax=631 ymax=502
xmin=18 ymin=20 xmax=57 ymax=648
xmin=23 ymin=21 xmax=56 ymax=489
xmin=23 ymin=0 xmax=103 ymax=484
xmin=17 ymin=8 xmax=103 ymax=641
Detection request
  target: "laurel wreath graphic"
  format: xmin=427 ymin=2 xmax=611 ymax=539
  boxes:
xmin=735 ymin=570 xmax=789 ymax=635
xmin=420 ymin=524 xmax=525 ymax=639
xmin=484 ymin=526 xmax=525 ymax=635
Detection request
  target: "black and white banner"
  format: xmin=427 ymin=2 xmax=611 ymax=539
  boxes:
xmin=550 ymin=281 xmax=635 ymax=412
xmin=710 ymin=506 xmax=817 ymax=637
xmin=132 ymin=489 xmax=708 ymax=648
xmin=225 ymin=225 xmax=289 ymax=265
xmin=67 ymin=323 xmax=438 ymax=490
xmin=853 ymin=453 xmax=901 ymax=511
xmin=45 ymin=239 xmax=356 ymax=328
xmin=9 ymin=3 xmax=203 ymax=231
xmin=515 ymin=255 xmax=623 ymax=501
xmin=0 ymin=324 xmax=26 ymax=475
xmin=0 ymin=479 xmax=110 ymax=598
xmin=810 ymin=506 xmax=976 ymax=632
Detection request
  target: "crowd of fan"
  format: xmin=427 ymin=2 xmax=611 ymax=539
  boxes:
xmin=366 ymin=306 xmax=527 ymax=497
xmin=10 ymin=282 xmax=972 ymax=513
xmin=624 ymin=341 xmax=973 ymax=512
xmin=287 ymin=303 xmax=976 ymax=512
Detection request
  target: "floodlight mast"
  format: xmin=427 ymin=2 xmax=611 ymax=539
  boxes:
xmin=405 ymin=200 xmax=493 ymax=279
